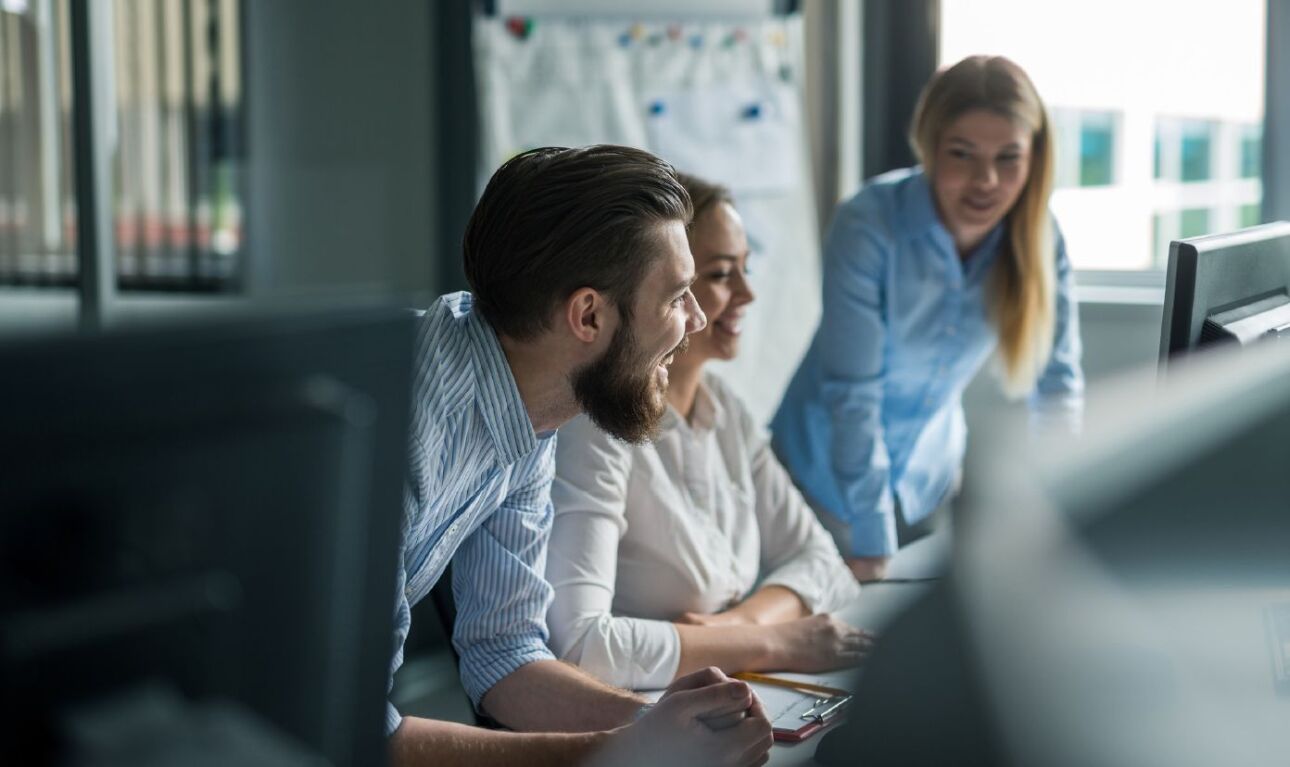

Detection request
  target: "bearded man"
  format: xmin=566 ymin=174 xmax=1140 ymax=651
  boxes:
xmin=387 ymin=145 xmax=773 ymax=767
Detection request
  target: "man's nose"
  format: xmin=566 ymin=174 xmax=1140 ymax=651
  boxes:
xmin=685 ymin=291 xmax=707 ymax=333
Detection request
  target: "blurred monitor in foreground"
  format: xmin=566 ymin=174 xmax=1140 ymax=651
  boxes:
xmin=1160 ymin=221 xmax=1290 ymax=366
xmin=821 ymin=339 xmax=1290 ymax=767
xmin=0 ymin=308 xmax=413 ymax=766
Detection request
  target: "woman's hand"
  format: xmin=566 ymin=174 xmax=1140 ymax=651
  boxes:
xmin=767 ymin=614 xmax=875 ymax=673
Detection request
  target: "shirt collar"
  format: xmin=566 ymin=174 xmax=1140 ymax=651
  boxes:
xmin=457 ymin=294 xmax=538 ymax=466
xmin=661 ymin=375 xmax=726 ymax=434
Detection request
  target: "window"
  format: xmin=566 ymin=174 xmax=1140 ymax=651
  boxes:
xmin=1240 ymin=124 xmax=1262 ymax=179
xmin=1179 ymin=120 xmax=1215 ymax=182
xmin=941 ymin=0 xmax=1266 ymax=272
xmin=1078 ymin=112 xmax=1116 ymax=187
xmin=1240 ymin=202 xmax=1261 ymax=228
xmin=1179 ymin=207 xmax=1211 ymax=238
xmin=1052 ymin=109 xmax=1118 ymax=189
xmin=0 ymin=0 xmax=244 ymax=292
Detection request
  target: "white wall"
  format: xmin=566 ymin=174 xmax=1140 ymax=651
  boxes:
xmin=242 ymin=1 xmax=439 ymax=304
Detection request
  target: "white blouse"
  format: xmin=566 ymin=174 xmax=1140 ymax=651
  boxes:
xmin=547 ymin=372 xmax=860 ymax=689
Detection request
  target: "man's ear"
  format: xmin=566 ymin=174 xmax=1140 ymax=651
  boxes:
xmin=563 ymin=287 xmax=610 ymax=344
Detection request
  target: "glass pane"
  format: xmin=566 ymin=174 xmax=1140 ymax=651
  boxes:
xmin=940 ymin=0 xmax=1266 ymax=271
xmin=112 ymin=0 xmax=244 ymax=292
xmin=1178 ymin=207 xmax=1211 ymax=238
xmin=1240 ymin=202 xmax=1261 ymax=228
xmin=0 ymin=0 xmax=78 ymax=287
xmin=1179 ymin=120 xmax=1214 ymax=182
xmin=1240 ymin=124 xmax=1261 ymax=179
xmin=0 ymin=0 xmax=244 ymax=292
xmin=1079 ymin=112 xmax=1116 ymax=187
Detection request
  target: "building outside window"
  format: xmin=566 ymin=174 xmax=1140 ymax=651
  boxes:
xmin=1078 ymin=111 xmax=1116 ymax=187
xmin=1052 ymin=108 xmax=1118 ymax=189
xmin=1178 ymin=120 xmax=1215 ymax=182
xmin=1240 ymin=124 xmax=1262 ymax=179
xmin=941 ymin=0 xmax=1266 ymax=272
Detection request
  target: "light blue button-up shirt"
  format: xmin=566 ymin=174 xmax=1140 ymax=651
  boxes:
xmin=387 ymin=292 xmax=557 ymax=734
xmin=771 ymin=168 xmax=1083 ymax=558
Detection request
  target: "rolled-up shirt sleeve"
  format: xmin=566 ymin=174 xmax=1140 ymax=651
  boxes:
xmin=819 ymin=203 xmax=899 ymax=557
xmin=547 ymin=415 xmax=682 ymax=690
xmin=386 ymin=567 xmax=411 ymax=734
xmin=385 ymin=459 xmax=422 ymax=736
xmin=450 ymin=438 xmax=558 ymax=707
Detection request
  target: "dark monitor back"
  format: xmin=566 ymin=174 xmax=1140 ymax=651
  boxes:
xmin=0 ymin=308 xmax=413 ymax=765
xmin=823 ymin=341 xmax=1290 ymax=767
xmin=1159 ymin=221 xmax=1290 ymax=364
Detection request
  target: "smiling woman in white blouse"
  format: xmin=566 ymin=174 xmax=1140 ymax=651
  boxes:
xmin=546 ymin=173 xmax=870 ymax=691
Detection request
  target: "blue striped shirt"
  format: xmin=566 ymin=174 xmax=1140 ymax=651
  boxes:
xmin=771 ymin=168 xmax=1083 ymax=558
xmin=387 ymin=292 xmax=557 ymax=735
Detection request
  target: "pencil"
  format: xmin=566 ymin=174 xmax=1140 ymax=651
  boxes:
xmin=733 ymin=672 xmax=849 ymax=697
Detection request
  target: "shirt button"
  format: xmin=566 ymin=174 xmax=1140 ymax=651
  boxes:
xmin=946 ymin=325 xmax=958 ymax=336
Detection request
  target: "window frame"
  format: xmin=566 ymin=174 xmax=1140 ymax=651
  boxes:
xmin=863 ymin=0 xmax=1283 ymax=295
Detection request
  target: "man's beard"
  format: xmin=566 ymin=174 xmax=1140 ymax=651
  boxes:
xmin=571 ymin=322 xmax=688 ymax=445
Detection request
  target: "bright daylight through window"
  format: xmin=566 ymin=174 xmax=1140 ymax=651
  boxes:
xmin=941 ymin=0 xmax=1266 ymax=271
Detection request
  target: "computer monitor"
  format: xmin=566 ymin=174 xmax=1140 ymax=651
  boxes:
xmin=0 ymin=307 xmax=413 ymax=765
xmin=1159 ymin=221 xmax=1290 ymax=365
xmin=821 ymin=340 xmax=1290 ymax=766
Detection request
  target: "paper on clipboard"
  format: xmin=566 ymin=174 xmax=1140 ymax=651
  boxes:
xmin=638 ymin=673 xmax=850 ymax=743
xmin=740 ymin=676 xmax=852 ymax=742
xmin=748 ymin=681 xmax=827 ymax=724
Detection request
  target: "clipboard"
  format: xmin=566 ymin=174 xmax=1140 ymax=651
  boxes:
xmin=734 ymin=672 xmax=852 ymax=743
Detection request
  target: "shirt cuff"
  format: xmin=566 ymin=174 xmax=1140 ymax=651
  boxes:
xmin=459 ymin=641 xmax=556 ymax=708
xmin=385 ymin=702 xmax=404 ymax=737
xmin=846 ymin=510 xmax=898 ymax=558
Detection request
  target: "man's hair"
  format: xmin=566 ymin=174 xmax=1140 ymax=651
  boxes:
xmin=463 ymin=145 xmax=693 ymax=340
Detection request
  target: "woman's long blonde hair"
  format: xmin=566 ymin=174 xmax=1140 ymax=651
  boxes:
xmin=909 ymin=55 xmax=1056 ymax=397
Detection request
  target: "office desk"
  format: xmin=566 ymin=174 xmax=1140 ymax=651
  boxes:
xmin=764 ymin=530 xmax=948 ymax=766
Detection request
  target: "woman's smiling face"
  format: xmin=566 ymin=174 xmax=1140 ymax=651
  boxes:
xmin=682 ymin=200 xmax=755 ymax=363
xmin=931 ymin=108 xmax=1033 ymax=252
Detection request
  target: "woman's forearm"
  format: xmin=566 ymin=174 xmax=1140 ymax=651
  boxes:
xmin=720 ymin=585 xmax=809 ymax=625
xmin=672 ymin=622 xmax=782 ymax=680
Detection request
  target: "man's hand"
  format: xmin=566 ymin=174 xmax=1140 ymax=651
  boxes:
xmin=767 ymin=614 xmax=874 ymax=673
xmin=591 ymin=667 xmax=773 ymax=767
xmin=846 ymin=555 xmax=890 ymax=583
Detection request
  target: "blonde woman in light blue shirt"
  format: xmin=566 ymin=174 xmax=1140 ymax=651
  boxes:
xmin=773 ymin=55 xmax=1085 ymax=581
